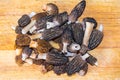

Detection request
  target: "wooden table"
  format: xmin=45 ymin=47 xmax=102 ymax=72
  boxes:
xmin=0 ymin=0 xmax=120 ymax=80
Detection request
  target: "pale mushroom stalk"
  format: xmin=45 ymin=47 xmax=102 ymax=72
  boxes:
xmin=22 ymin=20 xmax=36 ymax=34
xmin=83 ymin=22 xmax=94 ymax=46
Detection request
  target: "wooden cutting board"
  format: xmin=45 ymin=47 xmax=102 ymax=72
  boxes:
xmin=0 ymin=0 xmax=120 ymax=80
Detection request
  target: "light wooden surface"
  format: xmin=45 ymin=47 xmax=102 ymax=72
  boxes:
xmin=0 ymin=0 xmax=120 ymax=80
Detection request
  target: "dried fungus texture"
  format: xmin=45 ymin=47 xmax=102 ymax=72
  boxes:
xmin=88 ymin=29 xmax=104 ymax=50
xmin=46 ymin=49 xmax=69 ymax=66
xmin=42 ymin=27 xmax=63 ymax=41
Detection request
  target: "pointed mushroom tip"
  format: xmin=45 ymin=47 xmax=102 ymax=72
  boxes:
xmin=94 ymin=62 xmax=98 ymax=66
xmin=98 ymin=24 xmax=104 ymax=32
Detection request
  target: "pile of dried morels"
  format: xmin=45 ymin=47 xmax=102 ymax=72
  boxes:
xmin=14 ymin=0 xmax=104 ymax=76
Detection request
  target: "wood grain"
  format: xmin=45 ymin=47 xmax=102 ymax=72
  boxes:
xmin=0 ymin=0 xmax=120 ymax=80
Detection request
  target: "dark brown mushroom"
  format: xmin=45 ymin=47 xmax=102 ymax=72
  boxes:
xmin=15 ymin=34 xmax=31 ymax=47
xmin=66 ymin=54 xmax=87 ymax=76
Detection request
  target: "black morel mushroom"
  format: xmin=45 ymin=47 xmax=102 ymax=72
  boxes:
xmin=46 ymin=49 xmax=69 ymax=66
xmin=68 ymin=0 xmax=86 ymax=23
xmin=88 ymin=25 xmax=104 ymax=50
xmin=66 ymin=54 xmax=87 ymax=75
